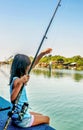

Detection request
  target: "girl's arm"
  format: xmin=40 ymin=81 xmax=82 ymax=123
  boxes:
xmin=11 ymin=75 xmax=29 ymax=102
xmin=32 ymin=48 xmax=52 ymax=68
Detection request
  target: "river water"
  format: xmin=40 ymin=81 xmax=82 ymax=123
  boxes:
xmin=0 ymin=65 xmax=83 ymax=130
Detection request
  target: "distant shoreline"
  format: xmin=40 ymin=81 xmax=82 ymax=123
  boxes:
xmin=0 ymin=55 xmax=83 ymax=70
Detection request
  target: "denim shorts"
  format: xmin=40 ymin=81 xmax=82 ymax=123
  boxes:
xmin=13 ymin=115 xmax=34 ymax=128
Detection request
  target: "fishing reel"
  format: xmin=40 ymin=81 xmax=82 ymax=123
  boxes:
xmin=18 ymin=102 xmax=29 ymax=121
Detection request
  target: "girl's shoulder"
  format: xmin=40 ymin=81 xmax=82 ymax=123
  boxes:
xmin=10 ymin=77 xmax=19 ymax=88
xmin=13 ymin=76 xmax=19 ymax=81
xmin=10 ymin=77 xmax=20 ymax=94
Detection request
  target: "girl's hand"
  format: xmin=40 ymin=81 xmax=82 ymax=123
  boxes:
xmin=41 ymin=48 xmax=52 ymax=55
xmin=30 ymin=48 xmax=52 ymax=68
xmin=21 ymin=75 xmax=30 ymax=84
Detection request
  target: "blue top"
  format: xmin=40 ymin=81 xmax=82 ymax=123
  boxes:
xmin=10 ymin=77 xmax=31 ymax=119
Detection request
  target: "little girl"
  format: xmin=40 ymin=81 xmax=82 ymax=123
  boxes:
xmin=10 ymin=48 xmax=52 ymax=128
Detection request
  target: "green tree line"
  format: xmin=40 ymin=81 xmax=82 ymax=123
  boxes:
xmin=39 ymin=55 xmax=83 ymax=70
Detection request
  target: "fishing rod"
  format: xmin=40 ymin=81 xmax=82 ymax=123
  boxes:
xmin=3 ymin=0 xmax=61 ymax=129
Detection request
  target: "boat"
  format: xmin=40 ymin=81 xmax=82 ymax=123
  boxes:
xmin=0 ymin=96 xmax=55 ymax=130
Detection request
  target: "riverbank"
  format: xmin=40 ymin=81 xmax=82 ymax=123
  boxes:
xmin=38 ymin=55 xmax=83 ymax=71
xmin=0 ymin=55 xmax=83 ymax=70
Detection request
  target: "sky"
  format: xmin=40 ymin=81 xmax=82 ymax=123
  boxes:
xmin=0 ymin=0 xmax=83 ymax=61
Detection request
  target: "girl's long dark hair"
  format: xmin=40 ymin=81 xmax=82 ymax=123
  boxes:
xmin=9 ymin=54 xmax=31 ymax=84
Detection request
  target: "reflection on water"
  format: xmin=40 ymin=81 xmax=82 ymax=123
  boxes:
xmin=73 ymin=73 xmax=83 ymax=82
xmin=0 ymin=65 xmax=83 ymax=82
xmin=32 ymin=68 xmax=83 ymax=82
